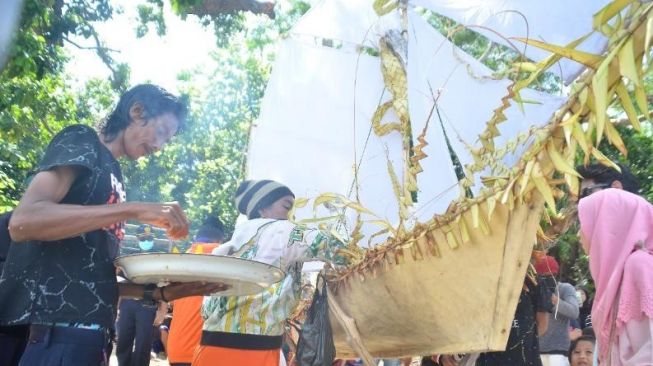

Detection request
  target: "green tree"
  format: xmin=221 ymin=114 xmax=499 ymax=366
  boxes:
xmin=0 ymin=0 xmax=125 ymax=212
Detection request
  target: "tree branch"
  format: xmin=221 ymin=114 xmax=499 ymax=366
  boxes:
xmin=63 ymin=36 xmax=120 ymax=53
xmin=64 ymin=30 xmax=125 ymax=90
xmin=184 ymin=0 xmax=275 ymax=19
xmin=39 ymin=118 xmax=55 ymax=137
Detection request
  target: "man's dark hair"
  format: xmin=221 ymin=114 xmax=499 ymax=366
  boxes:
xmin=100 ymin=84 xmax=188 ymax=142
xmin=576 ymin=163 xmax=639 ymax=194
xmin=196 ymin=216 xmax=225 ymax=243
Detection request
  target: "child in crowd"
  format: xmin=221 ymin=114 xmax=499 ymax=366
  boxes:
xmin=567 ymin=336 xmax=594 ymax=366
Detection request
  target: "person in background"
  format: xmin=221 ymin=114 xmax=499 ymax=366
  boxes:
xmin=116 ymin=224 xmax=166 ymax=366
xmin=194 ymin=179 xmax=347 ymax=366
xmin=0 ymin=84 xmax=225 ymax=366
xmin=568 ymin=326 xmax=582 ymax=344
xmin=536 ymin=255 xmax=579 ymax=366
xmin=575 ymin=287 xmax=592 ymax=330
xmin=429 ymin=354 xmax=476 ymax=366
xmin=473 ymin=252 xmax=553 ymax=366
xmin=580 ymin=327 xmax=594 ymax=338
xmin=569 ymin=287 xmax=592 ymax=343
xmin=567 ymin=336 xmax=594 ymax=366
xmin=377 ymin=359 xmax=401 ymax=366
xmin=150 ymin=301 xmax=170 ymax=360
xmin=0 ymin=211 xmax=12 ymax=276
xmin=431 ymin=251 xmax=553 ymax=366
xmin=166 ymin=216 xmax=225 ymax=366
xmin=576 ymin=163 xmax=640 ymax=200
xmin=578 ymin=188 xmax=653 ymax=365
xmin=0 ymin=211 xmax=27 ymax=366
xmin=333 ymin=360 xmax=364 ymax=366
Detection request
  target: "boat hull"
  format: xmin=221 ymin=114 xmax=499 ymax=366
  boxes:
xmin=329 ymin=196 xmax=543 ymax=358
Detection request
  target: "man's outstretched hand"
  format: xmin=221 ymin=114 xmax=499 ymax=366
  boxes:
xmin=133 ymin=201 xmax=190 ymax=240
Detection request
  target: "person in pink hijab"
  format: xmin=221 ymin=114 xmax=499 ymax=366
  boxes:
xmin=578 ymin=187 xmax=653 ymax=365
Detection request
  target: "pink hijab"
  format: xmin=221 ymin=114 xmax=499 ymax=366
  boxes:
xmin=578 ymin=188 xmax=653 ymax=361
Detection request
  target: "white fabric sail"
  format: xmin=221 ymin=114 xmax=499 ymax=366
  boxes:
xmin=414 ymin=0 xmax=611 ymax=83
xmin=295 ymin=0 xmax=610 ymax=84
xmin=251 ymin=3 xmax=566 ymax=229
xmin=408 ymin=10 xmax=566 ymax=200
xmin=247 ymin=39 xmax=403 ymax=245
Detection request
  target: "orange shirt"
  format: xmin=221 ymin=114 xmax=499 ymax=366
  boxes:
xmin=167 ymin=242 xmax=220 ymax=363
xmin=193 ymin=344 xmax=281 ymax=366
xmin=187 ymin=242 xmax=220 ymax=254
xmin=167 ymin=295 xmax=204 ymax=363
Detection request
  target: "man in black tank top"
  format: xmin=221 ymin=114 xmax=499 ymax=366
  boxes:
xmin=0 ymin=84 xmax=226 ymax=366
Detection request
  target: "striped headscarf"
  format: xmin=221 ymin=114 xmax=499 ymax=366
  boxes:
xmin=234 ymin=180 xmax=294 ymax=219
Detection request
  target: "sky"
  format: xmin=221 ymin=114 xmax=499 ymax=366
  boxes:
xmin=64 ymin=0 xmax=218 ymax=93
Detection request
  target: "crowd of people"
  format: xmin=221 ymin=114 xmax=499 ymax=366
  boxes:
xmin=0 ymin=84 xmax=652 ymax=366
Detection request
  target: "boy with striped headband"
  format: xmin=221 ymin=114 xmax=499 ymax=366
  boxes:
xmin=194 ymin=179 xmax=346 ymax=366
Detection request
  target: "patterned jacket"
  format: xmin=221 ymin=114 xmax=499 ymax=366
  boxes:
xmin=202 ymin=218 xmax=345 ymax=336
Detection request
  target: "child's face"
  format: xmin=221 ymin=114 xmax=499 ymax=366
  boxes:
xmin=258 ymin=195 xmax=295 ymax=220
xmin=570 ymin=340 xmax=594 ymax=366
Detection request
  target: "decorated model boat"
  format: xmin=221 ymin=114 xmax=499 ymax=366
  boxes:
xmin=247 ymin=0 xmax=652 ymax=359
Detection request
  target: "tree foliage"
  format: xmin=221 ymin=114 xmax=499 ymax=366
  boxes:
xmin=0 ymin=0 xmax=308 ymax=238
xmin=0 ymin=0 xmax=125 ymax=212
xmin=424 ymin=11 xmax=562 ymax=94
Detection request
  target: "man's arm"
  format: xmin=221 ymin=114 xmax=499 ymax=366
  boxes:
xmin=153 ymin=301 xmax=168 ymax=326
xmin=9 ymin=166 xmax=189 ymax=242
xmin=551 ymin=284 xmax=580 ymax=320
xmin=118 ymin=282 xmax=229 ymax=302
xmin=536 ymin=311 xmax=549 ymax=336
